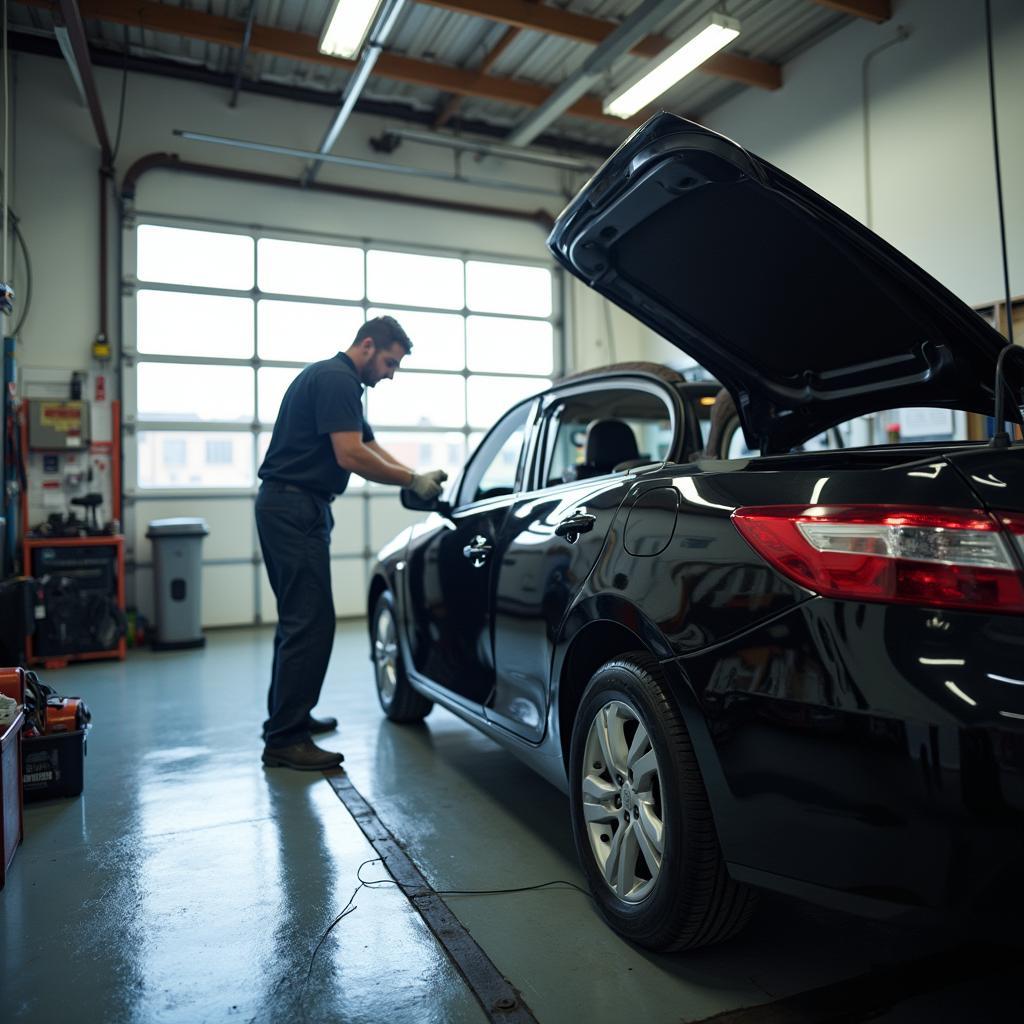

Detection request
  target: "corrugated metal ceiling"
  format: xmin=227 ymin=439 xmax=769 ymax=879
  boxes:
xmin=11 ymin=0 xmax=856 ymax=152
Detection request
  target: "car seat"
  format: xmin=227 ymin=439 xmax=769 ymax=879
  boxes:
xmin=563 ymin=419 xmax=648 ymax=481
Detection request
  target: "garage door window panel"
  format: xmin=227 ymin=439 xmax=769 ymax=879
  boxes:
xmin=367 ymin=250 xmax=464 ymax=310
xmin=257 ymin=301 xmax=365 ymax=363
xmin=138 ymin=431 xmax=255 ymax=489
xmin=466 ymin=260 xmax=552 ymax=318
xmin=137 ymin=291 xmax=254 ymax=359
xmin=137 ymin=363 xmax=255 ymax=423
xmin=137 ymin=225 xmax=254 ymax=291
xmin=257 ymin=238 xmax=364 ymax=300
xmin=368 ymin=372 xmax=466 ymax=429
xmin=467 ymin=316 xmax=553 ymax=376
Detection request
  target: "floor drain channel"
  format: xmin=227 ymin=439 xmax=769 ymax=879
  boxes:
xmin=323 ymin=769 xmax=539 ymax=1024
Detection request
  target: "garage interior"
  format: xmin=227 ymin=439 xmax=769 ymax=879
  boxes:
xmin=1 ymin=0 xmax=1023 ymax=1021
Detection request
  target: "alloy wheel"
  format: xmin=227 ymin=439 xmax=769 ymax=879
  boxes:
xmin=374 ymin=605 xmax=399 ymax=706
xmin=581 ymin=699 xmax=664 ymax=903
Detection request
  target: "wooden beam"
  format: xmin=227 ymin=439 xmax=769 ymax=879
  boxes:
xmin=436 ymin=25 xmax=521 ymax=127
xmin=418 ymin=0 xmax=782 ymax=89
xmin=807 ymin=0 xmax=891 ymax=23
xmin=24 ymin=0 xmax=633 ymax=126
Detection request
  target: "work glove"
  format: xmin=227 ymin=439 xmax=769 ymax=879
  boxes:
xmin=409 ymin=468 xmax=448 ymax=501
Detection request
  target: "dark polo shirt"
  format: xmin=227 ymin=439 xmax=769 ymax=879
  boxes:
xmin=258 ymin=352 xmax=374 ymax=497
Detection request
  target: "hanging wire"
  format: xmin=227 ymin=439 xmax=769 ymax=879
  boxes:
xmin=3 ymin=0 xmax=10 ymax=289
xmin=984 ymin=0 xmax=1014 ymax=345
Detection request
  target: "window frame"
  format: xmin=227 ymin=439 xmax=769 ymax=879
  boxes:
xmin=523 ymin=378 xmax=680 ymax=496
xmin=455 ymin=398 xmax=539 ymax=510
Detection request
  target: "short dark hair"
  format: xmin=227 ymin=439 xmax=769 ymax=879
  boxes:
xmin=353 ymin=315 xmax=412 ymax=354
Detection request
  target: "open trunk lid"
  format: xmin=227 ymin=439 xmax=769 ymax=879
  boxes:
xmin=548 ymin=113 xmax=1009 ymax=454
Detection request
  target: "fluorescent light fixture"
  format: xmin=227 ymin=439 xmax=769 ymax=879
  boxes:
xmin=318 ymin=0 xmax=385 ymax=59
xmin=604 ymin=13 xmax=740 ymax=119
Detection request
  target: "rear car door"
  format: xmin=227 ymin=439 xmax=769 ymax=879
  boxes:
xmin=487 ymin=379 xmax=682 ymax=741
xmin=404 ymin=399 xmax=535 ymax=711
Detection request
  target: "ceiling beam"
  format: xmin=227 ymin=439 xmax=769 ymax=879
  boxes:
xmin=435 ymin=25 xmax=521 ymax=128
xmin=24 ymin=0 xmax=634 ymax=126
xmin=417 ymin=0 xmax=782 ymax=90
xmin=807 ymin=0 xmax=891 ymax=22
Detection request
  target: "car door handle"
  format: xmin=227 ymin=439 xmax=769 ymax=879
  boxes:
xmin=462 ymin=535 xmax=493 ymax=567
xmin=555 ymin=512 xmax=597 ymax=542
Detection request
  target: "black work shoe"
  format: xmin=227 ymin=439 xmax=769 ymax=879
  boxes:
xmin=305 ymin=714 xmax=338 ymax=735
xmin=262 ymin=739 xmax=344 ymax=771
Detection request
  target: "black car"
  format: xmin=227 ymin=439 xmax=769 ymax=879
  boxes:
xmin=367 ymin=113 xmax=1024 ymax=952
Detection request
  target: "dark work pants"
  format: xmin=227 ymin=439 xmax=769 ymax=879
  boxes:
xmin=255 ymin=482 xmax=336 ymax=748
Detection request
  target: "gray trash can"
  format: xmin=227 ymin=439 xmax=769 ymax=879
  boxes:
xmin=146 ymin=518 xmax=209 ymax=651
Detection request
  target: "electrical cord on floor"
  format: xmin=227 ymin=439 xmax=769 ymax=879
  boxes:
xmin=299 ymin=857 xmax=593 ymax=1010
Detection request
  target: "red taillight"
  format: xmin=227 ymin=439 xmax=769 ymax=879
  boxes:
xmin=732 ymin=505 xmax=1024 ymax=614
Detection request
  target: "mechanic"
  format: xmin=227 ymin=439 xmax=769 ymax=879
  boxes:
xmin=256 ymin=315 xmax=447 ymax=771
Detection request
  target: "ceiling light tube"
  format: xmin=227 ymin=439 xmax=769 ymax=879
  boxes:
xmin=318 ymin=0 xmax=385 ymax=59
xmin=603 ymin=13 xmax=741 ymax=119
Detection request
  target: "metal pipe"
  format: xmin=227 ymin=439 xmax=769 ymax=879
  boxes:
xmin=57 ymin=0 xmax=113 ymax=163
xmin=52 ymin=25 xmax=87 ymax=106
xmin=384 ymin=128 xmax=598 ymax=173
xmin=99 ymin=168 xmax=109 ymax=341
xmin=120 ymin=152 xmax=556 ymax=231
xmin=305 ymin=0 xmax=408 ymax=184
xmin=229 ymin=0 xmax=259 ymax=109
xmin=174 ymin=129 xmax=569 ymax=198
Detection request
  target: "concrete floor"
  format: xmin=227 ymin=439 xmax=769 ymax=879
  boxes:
xmin=1 ymin=623 xmax=1018 ymax=1023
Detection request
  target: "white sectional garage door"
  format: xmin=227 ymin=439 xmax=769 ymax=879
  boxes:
xmin=121 ymin=215 xmax=561 ymax=628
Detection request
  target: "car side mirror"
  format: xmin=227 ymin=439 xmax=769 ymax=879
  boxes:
xmin=401 ymin=489 xmax=453 ymax=519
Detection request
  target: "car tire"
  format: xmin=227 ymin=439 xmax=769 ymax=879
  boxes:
xmin=568 ymin=652 xmax=756 ymax=951
xmin=372 ymin=590 xmax=433 ymax=723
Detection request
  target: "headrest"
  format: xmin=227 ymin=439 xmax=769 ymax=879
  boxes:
xmin=585 ymin=419 xmax=639 ymax=474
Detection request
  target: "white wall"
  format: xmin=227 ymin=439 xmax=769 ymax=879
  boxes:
xmin=11 ymin=51 xmax=585 ymax=366
xmin=699 ymin=0 xmax=1024 ymax=310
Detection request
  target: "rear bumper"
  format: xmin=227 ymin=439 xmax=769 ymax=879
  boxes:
xmin=675 ymin=599 xmax=1024 ymax=917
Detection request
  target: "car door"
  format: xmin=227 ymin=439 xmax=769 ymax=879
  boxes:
xmin=486 ymin=379 xmax=682 ymax=741
xmin=404 ymin=398 xmax=537 ymax=712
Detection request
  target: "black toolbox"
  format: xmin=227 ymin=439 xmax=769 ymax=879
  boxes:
xmin=22 ymin=728 xmax=87 ymax=801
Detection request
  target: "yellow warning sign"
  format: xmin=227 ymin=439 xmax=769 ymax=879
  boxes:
xmin=39 ymin=402 xmax=84 ymax=433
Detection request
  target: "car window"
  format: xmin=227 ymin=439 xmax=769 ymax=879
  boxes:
xmin=539 ymin=386 xmax=673 ymax=487
xmin=723 ymin=408 xmax=972 ymax=459
xmin=458 ymin=401 xmax=532 ymax=506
